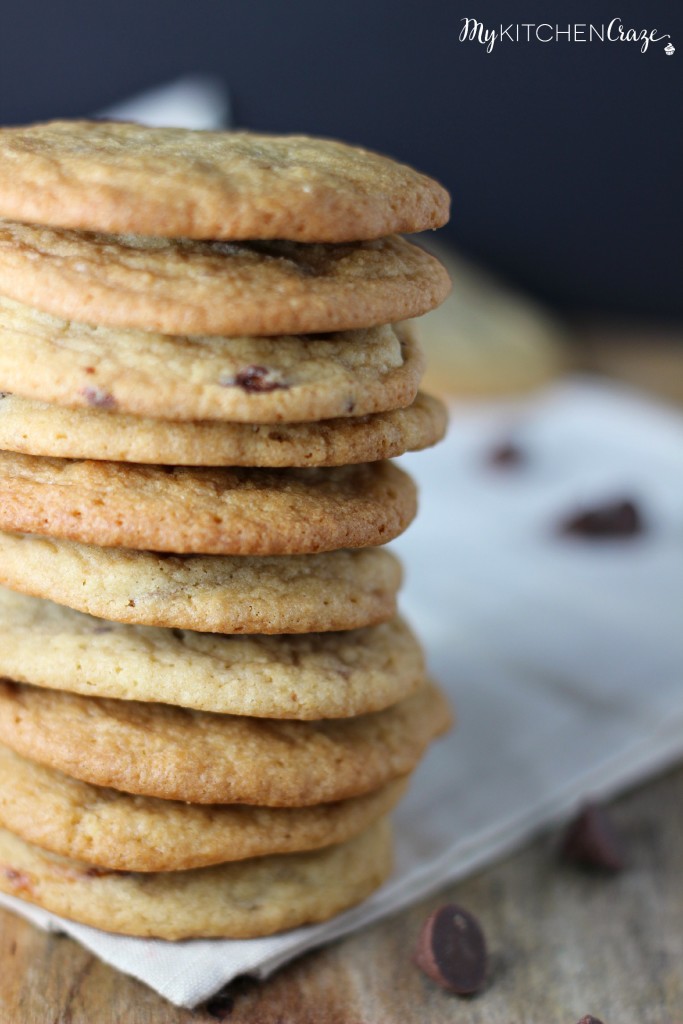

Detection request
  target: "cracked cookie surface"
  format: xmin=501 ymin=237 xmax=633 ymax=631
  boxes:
xmin=0 ymin=535 xmax=402 ymax=633
xmin=0 ymin=298 xmax=424 ymax=423
xmin=0 ymin=222 xmax=450 ymax=335
xmin=0 ymin=679 xmax=452 ymax=805
xmin=0 ymin=453 xmax=417 ymax=554
xmin=0 ymin=819 xmax=393 ymax=938
xmin=0 ymin=390 xmax=446 ymax=465
xmin=0 ymin=744 xmax=406 ymax=871
xmin=0 ymin=121 xmax=449 ymax=241
xmin=0 ymin=588 xmax=424 ymax=717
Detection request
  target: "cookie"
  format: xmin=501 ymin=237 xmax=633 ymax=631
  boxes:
xmin=0 ymin=453 xmax=417 ymax=554
xmin=0 ymin=297 xmax=425 ymax=423
xmin=0 ymin=390 xmax=446 ymax=466
xmin=0 ymin=818 xmax=392 ymax=939
xmin=0 ymin=744 xmax=406 ymax=871
xmin=0 ymin=680 xmax=452 ymax=805
xmin=0 ymin=535 xmax=402 ymax=633
xmin=0 ymin=121 xmax=449 ymax=241
xmin=0 ymin=222 xmax=450 ymax=335
xmin=0 ymin=589 xmax=423 ymax=718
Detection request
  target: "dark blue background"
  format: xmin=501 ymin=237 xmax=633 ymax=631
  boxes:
xmin=1 ymin=0 xmax=680 ymax=318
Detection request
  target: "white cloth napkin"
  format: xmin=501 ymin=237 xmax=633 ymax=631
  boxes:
xmin=2 ymin=378 xmax=682 ymax=1006
xmin=97 ymin=74 xmax=231 ymax=130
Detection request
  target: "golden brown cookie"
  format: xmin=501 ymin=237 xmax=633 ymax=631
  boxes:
xmin=0 ymin=535 xmax=402 ymax=633
xmin=0 ymin=819 xmax=393 ymax=939
xmin=0 ymin=121 xmax=449 ymax=241
xmin=0 ymin=297 xmax=425 ymax=423
xmin=0 ymin=453 xmax=417 ymax=554
xmin=0 ymin=222 xmax=450 ymax=335
xmin=0 ymin=589 xmax=424 ymax=718
xmin=0 ymin=390 xmax=446 ymax=465
xmin=0 ymin=744 xmax=406 ymax=871
xmin=0 ymin=680 xmax=452 ymax=805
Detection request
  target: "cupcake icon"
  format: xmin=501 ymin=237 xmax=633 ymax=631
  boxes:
xmin=665 ymin=42 xmax=675 ymax=55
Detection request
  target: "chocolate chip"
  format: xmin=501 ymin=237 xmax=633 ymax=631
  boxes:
xmin=561 ymin=803 xmax=626 ymax=872
xmin=413 ymin=903 xmax=487 ymax=995
xmin=222 ymin=366 xmax=287 ymax=393
xmin=0 ymin=391 xmax=10 ymax=399
xmin=560 ymin=499 xmax=643 ymax=538
xmin=3 ymin=867 xmax=32 ymax=892
xmin=488 ymin=440 xmax=525 ymax=467
xmin=576 ymin=1016 xmax=605 ymax=1024
xmin=204 ymin=990 xmax=235 ymax=1020
xmin=79 ymin=386 xmax=117 ymax=410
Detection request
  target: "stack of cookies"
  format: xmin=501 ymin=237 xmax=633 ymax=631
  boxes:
xmin=0 ymin=121 xmax=451 ymax=939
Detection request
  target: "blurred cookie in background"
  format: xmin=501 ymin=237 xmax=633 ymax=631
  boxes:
xmin=412 ymin=239 xmax=569 ymax=398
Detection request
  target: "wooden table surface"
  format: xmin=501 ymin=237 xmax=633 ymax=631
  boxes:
xmin=1 ymin=331 xmax=681 ymax=1023
xmin=1 ymin=762 xmax=681 ymax=1023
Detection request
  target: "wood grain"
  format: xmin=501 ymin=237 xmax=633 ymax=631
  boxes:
xmin=0 ymin=761 xmax=681 ymax=1023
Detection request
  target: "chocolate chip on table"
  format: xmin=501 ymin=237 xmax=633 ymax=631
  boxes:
xmin=487 ymin=439 xmax=525 ymax=467
xmin=559 ymin=498 xmax=643 ymax=538
xmin=576 ymin=1016 xmax=606 ymax=1024
xmin=413 ymin=903 xmax=487 ymax=995
xmin=560 ymin=803 xmax=626 ymax=872
xmin=204 ymin=989 xmax=235 ymax=1020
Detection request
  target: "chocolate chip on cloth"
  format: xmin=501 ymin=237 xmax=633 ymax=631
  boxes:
xmin=560 ymin=803 xmax=626 ymax=872
xmin=487 ymin=439 xmax=526 ymax=468
xmin=559 ymin=498 xmax=644 ymax=538
xmin=413 ymin=903 xmax=488 ymax=995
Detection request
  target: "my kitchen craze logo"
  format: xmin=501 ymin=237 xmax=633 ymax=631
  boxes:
xmin=459 ymin=18 xmax=674 ymax=54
